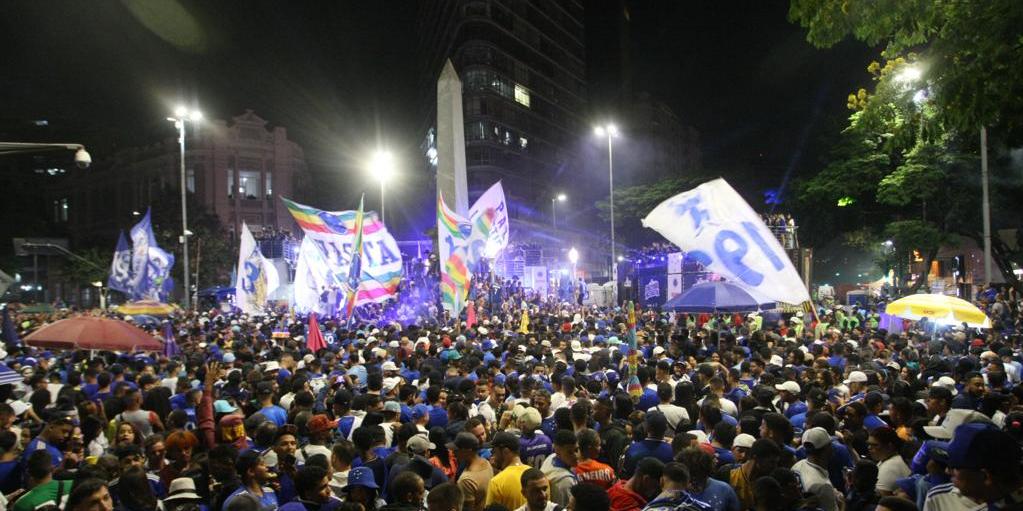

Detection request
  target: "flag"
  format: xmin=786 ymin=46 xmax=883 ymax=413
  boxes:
xmin=108 ymin=231 xmax=133 ymax=294
xmin=307 ymin=312 xmax=327 ymax=353
xmin=162 ymin=321 xmax=179 ymax=358
xmin=627 ymin=301 xmax=637 ymax=349
xmin=235 ymin=222 xmax=281 ymax=315
xmin=642 ymin=178 xmax=810 ymax=305
xmin=128 ymin=209 xmax=154 ymax=300
xmin=438 ymin=191 xmax=472 ymax=316
xmin=467 ymin=181 xmax=509 ymax=260
xmin=1 ymin=308 xmax=19 ymax=348
xmin=144 ymin=246 xmax=175 ymax=302
xmin=284 ymin=197 xmax=402 ymax=316
xmin=0 ymin=365 xmax=22 ymax=386
xmin=340 ymin=195 xmax=366 ymax=321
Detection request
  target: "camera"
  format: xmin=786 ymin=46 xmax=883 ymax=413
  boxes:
xmin=74 ymin=147 xmax=91 ymax=169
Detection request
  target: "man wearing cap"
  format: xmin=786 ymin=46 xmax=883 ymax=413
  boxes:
xmin=843 ymin=371 xmax=869 ymax=404
xmin=791 ymin=428 xmax=839 ymax=511
xmin=774 ymin=381 xmax=806 ymax=419
xmin=486 ymin=432 xmax=532 ymax=510
xmin=941 ymin=423 xmax=1023 ymax=509
xmin=224 ymin=450 xmax=278 ymax=510
xmin=519 ymin=407 xmax=553 ymax=470
xmin=299 ymin=415 xmax=337 ymax=463
xmin=450 ymin=432 xmax=493 ymax=511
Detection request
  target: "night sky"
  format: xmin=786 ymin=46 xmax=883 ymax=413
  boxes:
xmin=1 ymin=1 xmax=876 ymax=239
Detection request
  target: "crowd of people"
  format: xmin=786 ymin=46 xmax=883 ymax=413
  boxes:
xmin=0 ymin=284 xmax=1021 ymax=511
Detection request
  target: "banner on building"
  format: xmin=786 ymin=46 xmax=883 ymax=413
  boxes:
xmin=284 ymin=198 xmax=402 ymax=316
xmin=642 ymin=178 xmax=810 ymax=305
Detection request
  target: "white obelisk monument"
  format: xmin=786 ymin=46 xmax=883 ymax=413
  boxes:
xmin=436 ymin=60 xmax=470 ymax=214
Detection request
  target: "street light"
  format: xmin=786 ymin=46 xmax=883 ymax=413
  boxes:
xmin=369 ymin=150 xmax=395 ymax=224
xmin=0 ymin=142 xmax=91 ymax=168
xmin=594 ymin=123 xmax=618 ymax=292
xmin=167 ymin=105 xmax=202 ymax=310
xmin=551 ymin=193 xmax=566 ymax=228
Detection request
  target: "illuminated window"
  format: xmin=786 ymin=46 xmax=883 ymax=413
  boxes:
xmin=239 ymin=170 xmax=261 ymax=199
xmin=186 ymin=168 xmax=195 ymax=193
xmin=514 ymin=84 xmax=531 ymax=107
xmin=520 ymin=137 xmax=528 ymax=149
xmin=227 ymin=169 xmax=234 ymax=198
xmin=265 ymin=173 xmax=273 ymax=197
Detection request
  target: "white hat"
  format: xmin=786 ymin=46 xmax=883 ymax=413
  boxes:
xmin=802 ymin=427 xmax=831 ymax=450
xmin=303 ymin=354 xmax=315 ymax=364
xmin=843 ymin=371 xmax=868 ymax=384
xmin=571 ymin=340 xmax=582 ymax=351
xmin=541 ymin=340 xmax=552 ymax=348
xmin=388 ymin=340 xmax=400 ymax=348
xmin=687 ymin=430 xmax=708 ymax=444
xmin=518 ymin=345 xmax=527 ymax=352
xmin=263 ymin=361 xmax=281 ymax=372
xmin=381 ymin=361 xmax=399 ymax=372
xmin=653 ymin=346 xmax=665 ymax=356
xmin=165 ymin=478 xmax=202 ymax=502
xmin=931 ymin=376 xmax=958 ymax=396
xmin=922 ymin=409 xmax=993 ymax=439
xmin=775 ymin=381 xmax=801 ymax=394
xmin=478 ymin=327 xmax=489 ymax=335
xmin=733 ymin=433 xmax=756 ymax=449
xmin=770 ymin=354 xmax=784 ymax=367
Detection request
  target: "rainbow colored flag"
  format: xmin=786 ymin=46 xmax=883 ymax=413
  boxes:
xmin=283 ymin=197 xmax=402 ymax=316
xmin=438 ymin=192 xmax=472 ymax=316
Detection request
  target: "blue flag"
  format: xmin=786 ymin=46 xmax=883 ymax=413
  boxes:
xmin=144 ymin=246 xmax=175 ymax=301
xmin=128 ymin=209 xmax=154 ymax=300
xmin=108 ymin=231 xmax=133 ymax=294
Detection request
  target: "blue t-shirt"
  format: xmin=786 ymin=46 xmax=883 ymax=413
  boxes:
xmin=20 ymin=438 xmax=62 ymax=469
xmin=637 ymin=388 xmax=659 ymax=411
xmin=864 ymin=414 xmax=889 ymax=431
xmin=693 ymin=477 xmax=741 ymax=511
xmin=520 ymin=433 xmax=553 ymax=469
xmin=260 ymin=405 xmax=289 ymax=427
xmin=622 ymin=439 xmax=673 ymax=478
xmin=540 ymin=415 xmax=558 ymax=439
xmin=427 ymin=406 xmax=449 ymax=429
xmin=713 ymin=446 xmax=735 ymax=466
xmin=784 ymin=401 xmax=808 ymax=419
xmin=223 ymin=487 xmax=277 ymax=511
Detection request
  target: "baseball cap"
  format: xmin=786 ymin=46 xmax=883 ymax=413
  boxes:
xmin=222 ymin=353 xmax=236 ymax=364
xmin=407 ymin=433 xmax=435 ymax=454
xmin=911 ymin=440 xmax=950 ymax=473
xmin=519 ymin=407 xmax=542 ymax=430
xmin=165 ymin=478 xmax=201 ymax=502
xmin=381 ymin=361 xmax=399 ymax=372
xmin=491 ymin=431 xmax=520 ymax=451
xmin=843 ymin=371 xmax=867 ymax=384
xmin=733 ymin=433 xmax=756 ymax=449
xmin=923 ymin=409 xmax=993 ymax=440
xmin=947 ymin=423 xmax=1017 ymax=470
xmin=446 ymin=432 xmax=481 ymax=451
xmin=801 ymin=427 xmax=831 ymax=450
xmin=411 ymin=404 xmax=430 ymax=420
xmin=775 ymin=381 xmax=801 ymax=394
xmin=930 ymin=376 xmax=958 ymax=396
xmin=263 ymin=361 xmax=280 ymax=372
xmin=382 ymin=401 xmax=401 ymax=414
xmin=214 ymin=400 xmax=238 ymax=414
xmin=306 ymin=414 xmax=339 ymax=435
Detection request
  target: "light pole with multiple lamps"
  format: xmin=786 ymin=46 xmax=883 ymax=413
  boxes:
xmin=369 ymin=150 xmax=395 ymax=225
xmin=551 ymin=193 xmax=566 ymax=228
xmin=167 ymin=106 xmax=202 ymax=310
xmin=594 ymin=123 xmax=618 ymax=289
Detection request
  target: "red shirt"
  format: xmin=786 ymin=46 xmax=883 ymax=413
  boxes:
xmin=574 ymin=459 xmax=616 ymax=489
xmin=608 ymin=480 xmax=647 ymax=511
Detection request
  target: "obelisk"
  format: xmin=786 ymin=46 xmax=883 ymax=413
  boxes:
xmin=436 ymin=60 xmax=469 ymax=214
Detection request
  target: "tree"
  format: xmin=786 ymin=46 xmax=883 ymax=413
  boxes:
xmin=789 ymin=0 xmax=1023 ymax=142
xmin=149 ymin=187 xmax=235 ymax=297
xmin=56 ymin=247 xmax=108 ymax=286
xmin=595 ymin=175 xmax=712 ymax=247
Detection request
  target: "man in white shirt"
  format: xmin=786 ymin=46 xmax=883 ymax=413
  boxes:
xmin=647 ymin=383 xmax=689 ymax=437
xmin=792 ymin=428 xmax=839 ymax=511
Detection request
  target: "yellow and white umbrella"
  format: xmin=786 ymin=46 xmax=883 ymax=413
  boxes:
xmin=885 ymin=293 xmax=990 ymax=328
xmin=115 ymin=300 xmax=179 ymax=316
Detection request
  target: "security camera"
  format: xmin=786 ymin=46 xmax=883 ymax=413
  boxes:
xmin=74 ymin=147 xmax=91 ymax=169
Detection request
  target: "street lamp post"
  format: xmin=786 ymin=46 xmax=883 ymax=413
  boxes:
xmin=594 ymin=124 xmax=618 ymax=286
xmin=370 ymin=150 xmax=395 ymax=225
xmin=168 ymin=106 xmax=202 ymax=310
xmin=551 ymin=193 xmax=566 ymax=228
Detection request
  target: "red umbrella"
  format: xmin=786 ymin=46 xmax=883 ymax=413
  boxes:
xmin=24 ymin=316 xmax=165 ymax=352
xmin=306 ymin=313 xmax=327 ymax=353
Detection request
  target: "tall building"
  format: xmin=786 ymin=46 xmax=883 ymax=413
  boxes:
xmin=51 ymin=110 xmax=310 ymax=245
xmin=415 ymin=0 xmax=587 ymax=231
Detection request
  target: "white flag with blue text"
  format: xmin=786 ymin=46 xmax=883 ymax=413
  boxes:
xmin=642 ymin=178 xmax=809 ymax=305
xmin=235 ymin=222 xmax=280 ymax=315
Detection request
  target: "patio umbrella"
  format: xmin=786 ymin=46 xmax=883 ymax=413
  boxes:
xmin=663 ymin=281 xmax=775 ymax=313
xmin=24 ymin=316 xmax=165 ymax=352
xmin=116 ymin=300 xmax=178 ymax=316
xmin=885 ymin=293 xmax=990 ymax=328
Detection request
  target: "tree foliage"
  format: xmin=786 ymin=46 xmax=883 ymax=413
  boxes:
xmin=595 ymin=175 xmax=712 ymax=245
xmin=789 ymin=0 xmax=1023 ymax=141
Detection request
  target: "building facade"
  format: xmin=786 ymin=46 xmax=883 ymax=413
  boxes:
xmin=53 ymin=110 xmax=309 ymax=244
xmin=415 ymin=0 xmax=587 ymax=226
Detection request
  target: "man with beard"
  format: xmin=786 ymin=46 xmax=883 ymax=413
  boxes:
xmin=20 ymin=414 xmax=73 ymax=470
xmin=272 ymin=425 xmax=300 ymax=503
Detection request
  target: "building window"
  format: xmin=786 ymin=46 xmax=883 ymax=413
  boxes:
xmin=519 ymin=137 xmax=528 ymax=150
xmin=239 ymin=170 xmax=261 ymax=199
xmin=186 ymin=167 xmax=195 ymax=193
xmin=227 ymin=169 xmax=234 ymax=198
xmin=514 ymin=84 xmax=531 ymax=107
xmin=53 ymin=198 xmax=69 ymax=222
xmin=265 ymin=172 xmax=273 ymax=198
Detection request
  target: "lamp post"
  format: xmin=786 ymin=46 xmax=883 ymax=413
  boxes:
xmin=167 ymin=106 xmax=202 ymax=310
xmin=370 ymin=150 xmax=395 ymax=224
xmin=594 ymin=123 xmax=618 ymax=285
xmin=551 ymin=193 xmax=566 ymax=228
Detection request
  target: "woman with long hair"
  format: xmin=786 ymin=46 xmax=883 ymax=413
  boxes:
xmin=427 ymin=427 xmax=456 ymax=480
xmin=113 ymin=422 xmax=144 ymax=449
